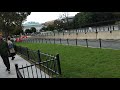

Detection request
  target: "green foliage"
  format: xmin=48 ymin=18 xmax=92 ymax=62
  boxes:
xmin=11 ymin=26 xmax=23 ymax=35
xmin=25 ymin=27 xmax=36 ymax=34
xmin=30 ymin=27 xmax=36 ymax=33
xmin=16 ymin=42 xmax=120 ymax=78
xmin=0 ymin=12 xmax=31 ymax=37
xmin=54 ymin=20 xmax=64 ymax=31
xmin=25 ymin=29 xmax=32 ymax=33
xmin=41 ymin=26 xmax=48 ymax=31
xmin=47 ymin=25 xmax=55 ymax=31
xmin=73 ymin=12 xmax=120 ymax=28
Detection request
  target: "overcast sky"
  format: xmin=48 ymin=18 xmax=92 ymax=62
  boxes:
xmin=23 ymin=12 xmax=79 ymax=24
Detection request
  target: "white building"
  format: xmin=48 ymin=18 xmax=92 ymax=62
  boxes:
xmin=22 ymin=22 xmax=44 ymax=32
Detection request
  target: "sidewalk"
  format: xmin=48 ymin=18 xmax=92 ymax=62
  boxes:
xmin=0 ymin=54 xmax=49 ymax=78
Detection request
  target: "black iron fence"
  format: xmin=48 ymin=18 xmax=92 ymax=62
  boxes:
xmin=15 ymin=46 xmax=61 ymax=78
xmin=22 ymin=38 xmax=120 ymax=50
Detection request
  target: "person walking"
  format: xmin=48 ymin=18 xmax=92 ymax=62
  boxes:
xmin=0 ymin=35 xmax=10 ymax=73
xmin=7 ymin=36 xmax=16 ymax=60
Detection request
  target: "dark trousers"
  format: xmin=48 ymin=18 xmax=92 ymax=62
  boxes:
xmin=1 ymin=55 xmax=10 ymax=70
xmin=9 ymin=53 xmax=16 ymax=58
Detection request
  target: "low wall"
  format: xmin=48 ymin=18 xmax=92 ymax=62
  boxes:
xmin=33 ymin=30 xmax=120 ymax=39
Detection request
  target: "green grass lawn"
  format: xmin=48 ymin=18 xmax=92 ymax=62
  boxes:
xmin=16 ymin=42 xmax=120 ymax=78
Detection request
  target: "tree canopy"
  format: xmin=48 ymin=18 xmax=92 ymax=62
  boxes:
xmin=31 ymin=27 xmax=36 ymax=33
xmin=73 ymin=12 xmax=120 ymax=28
xmin=0 ymin=12 xmax=31 ymax=37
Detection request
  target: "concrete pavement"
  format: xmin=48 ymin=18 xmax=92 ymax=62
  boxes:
xmin=0 ymin=54 xmax=49 ymax=78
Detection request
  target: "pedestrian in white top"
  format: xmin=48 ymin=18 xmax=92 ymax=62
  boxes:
xmin=7 ymin=36 xmax=16 ymax=60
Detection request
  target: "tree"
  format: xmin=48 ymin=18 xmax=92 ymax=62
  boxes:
xmin=59 ymin=12 xmax=70 ymax=30
xmin=11 ymin=25 xmax=23 ymax=35
xmin=0 ymin=12 xmax=31 ymax=38
xmin=73 ymin=12 xmax=120 ymax=28
xmin=41 ymin=26 xmax=48 ymax=31
xmin=47 ymin=25 xmax=55 ymax=31
xmin=25 ymin=29 xmax=32 ymax=34
xmin=54 ymin=20 xmax=64 ymax=32
xmin=31 ymin=27 xmax=36 ymax=33
xmin=59 ymin=12 xmax=76 ymax=31
xmin=75 ymin=12 xmax=94 ymax=27
xmin=73 ymin=15 xmax=79 ymax=29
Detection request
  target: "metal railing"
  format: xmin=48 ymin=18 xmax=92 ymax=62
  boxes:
xmin=22 ymin=38 xmax=120 ymax=50
xmin=15 ymin=46 xmax=61 ymax=78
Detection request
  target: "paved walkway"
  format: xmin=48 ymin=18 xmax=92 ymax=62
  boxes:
xmin=0 ymin=54 xmax=49 ymax=78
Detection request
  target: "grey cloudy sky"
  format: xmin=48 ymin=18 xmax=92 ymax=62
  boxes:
xmin=23 ymin=12 xmax=79 ymax=24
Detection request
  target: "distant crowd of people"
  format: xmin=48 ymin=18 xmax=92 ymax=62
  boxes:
xmin=0 ymin=35 xmax=16 ymax=74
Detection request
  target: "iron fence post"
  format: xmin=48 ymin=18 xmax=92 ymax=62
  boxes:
xmin=15 ymin=64 xmax=19 ymax=78
xmin=60 ymin=38 xmax=61 ymax=44
xmin=56 ymin=54 xmax=61 ymax=75
xmin=54 ymin=38 xmax=55 ymax=44
xmin=36 ymin=38 xmax=37 ymax=43
xmin=86 ymin=39 xmax=88 ymax=48
xmin=38 ymin=50 xmax=41 ymax=62
xmin=67 ymin=38 xmax=69 ymax=45
xmin=76 ymin=38 xmax=77 ymax=46
xmin=42 ymin=38 xmax=43 ymax=43
xmin=15 ymin=64 xmax=23 ymax=78
xmin=20 ymin=46 xmax=22 ymax=54
xmin=14 ymin=45 xmax=17 ymax=52
xmin=38 ymin=38 xmax=40 ymax=43
xmin=46 ymin=39 xmax=47 ymax=43
xmin=27 ymin=48 xmax=29 ymax=60
xmin=99 ymin=38 xmax=101 ymax=48
xmin=49 ymin=39 xmax=50 ymax=43
xmin=45 ymin=38 xmax=46 ymax=43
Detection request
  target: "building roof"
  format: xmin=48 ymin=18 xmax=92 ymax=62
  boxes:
xmin=22 ymin=21 xmax=40 ymax=26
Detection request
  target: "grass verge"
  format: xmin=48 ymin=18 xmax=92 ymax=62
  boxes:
xmin=16 ymin=42 xmax=120 ymax=78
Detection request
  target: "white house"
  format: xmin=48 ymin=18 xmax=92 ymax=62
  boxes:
xmin=22 ymin=22 xmax=44 ymax=32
